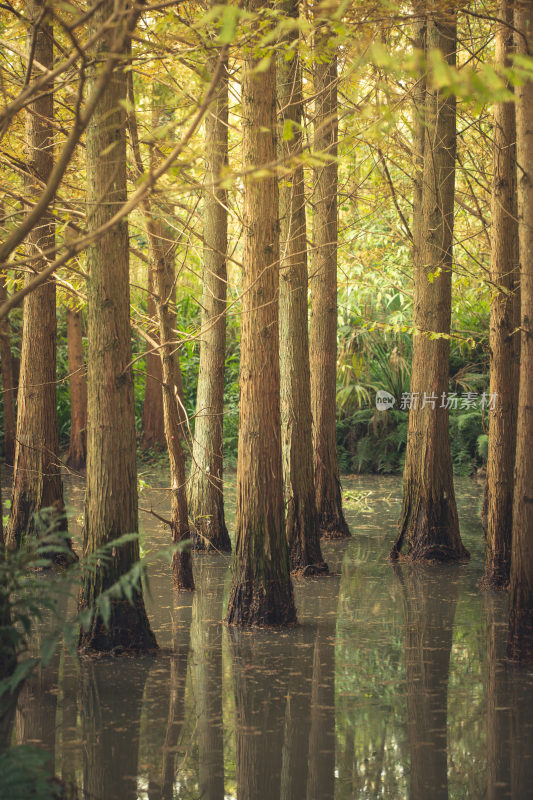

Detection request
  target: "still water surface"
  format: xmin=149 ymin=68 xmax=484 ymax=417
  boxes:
xmin=14 ymin=473 xmax=533 ymax=799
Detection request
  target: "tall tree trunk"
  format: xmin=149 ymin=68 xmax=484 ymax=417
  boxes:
xmin=310 ymin=17 xmax=350 ymax=540
xmin=65 ymin=307 xmax=87 ymax=470
xmin=225 ymin=0 xmax=296 ymax=628
xmin=127 ymin=76 xmax=194 ymax=590
xmin=481 ymin=0 xmax=520 ymax=591
xmin=508 ymin=0 xmax=533 ymax=663
xmin=389 ymin=6 xmax=469 ymax=563
xmin=154 ymin=237 xmax=195 ymax=590
xmin=78 ymin=0 xmax=157 ymax=653
xmin=0 ymin=273 xmax=15 ymax=465
xmin=188 ymin=34 xmax=231 ymax=553
xmin=278 ymin=0 xmax=327 ymax=574
xmin=7 ymin=0 xmax=65 ymax=548
xmin=141 ymin=284 xmax=165 ymax=452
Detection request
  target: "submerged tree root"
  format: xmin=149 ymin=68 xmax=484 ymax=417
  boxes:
xmin=225 ymin=578 xmax=298 ymax=628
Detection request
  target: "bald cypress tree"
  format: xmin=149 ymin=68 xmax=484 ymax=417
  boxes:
xmin=225 ymin=0 xmax=296 ymax=627
xmin=78 ymin=0 xmax=157 ymax=652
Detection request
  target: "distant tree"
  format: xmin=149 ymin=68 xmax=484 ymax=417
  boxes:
xmin=189 ymin=19 xmax=231 ymax=553
xmin=310 ymin=14 xmax=350 ymax=539
xmin=389 ymin=5 xmax=468 ymax=563
xmin=278 ymin=0 xmax=327 ymax=574
xmin=66 ymin=307 xmax=87 ymax=470
xmin=0 ymin=272 xmax=16 ymax=465
xmin=7 ymin=0 xmax=65 ymax=548
xmin=481 ymin=0 xmax=520 ymax=591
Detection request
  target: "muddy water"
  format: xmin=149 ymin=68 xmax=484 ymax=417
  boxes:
xmin=11 ymin=472 xmax=533 ymax=799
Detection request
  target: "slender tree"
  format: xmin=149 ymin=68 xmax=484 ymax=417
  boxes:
xmin=7 ymin=0 xmax=65 ymax=547
xmin=389 ymin=5 xmax=469 ymax=563
xmin=0 ymin=272 xmax=15 ymax=465
xmin=481 ymin=0 xmax=520 ymax=591
xmin=78 ymin=0 xmax=157 ymax=652
xmin=225 ymin=0 xmax=296 ymax=627
xmin=278 ymin=0 xmax=327 ymax=573
xmin=141 ymin=282 xmax=165 ymax=452
xmin=508 ymin=0 xmax=533 ymax=663
xmin=188 ymin=32 xmax=231 ymax=553
xmin=310 ymin=13 xmax=350 ymax=539
xmin=66 ymin=307 xmax=87 ymax=470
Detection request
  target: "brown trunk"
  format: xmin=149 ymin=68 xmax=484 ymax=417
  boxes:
xmin=141 ymin=285 xmax=165 ymax=452
xmin=508 ymin=0 xmax=533 ymax=663
xmin=225 ymin=0 xmax=296 ymax=628
xmin=481 ymin=0 xmax=520 ymax=591
xmin=310 ymin=19 xmax=350 ymax=539
xmin=0 ymin=273 xmax=16 ymax=465
xmin=66 ymin=307 xmax=87 ymax=470
xmin=127 ymin=77 xmax=194 ymax=589
xmin=390 ymin=6 xmax=469 ymax=563
xmin=396 ymin=564 xmax=458 ymax=800
xmin=78 ymin=0 xmax=157 ymax=653
xmin=188 ymin=31 xmax=230 ymax=553
xmin=7 ymin=0 xmax=66 ymax=550
xmin=154 ymin=240 xmax=195 ymax=591
xmin=278 ymin=0 xmax=327 ymax=574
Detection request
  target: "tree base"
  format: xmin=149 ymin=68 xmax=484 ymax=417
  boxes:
xmin=318 ymin=507 xmax=351 ymax=540
xmin=78 ymin=595 xmax=158 ymax=654
xmin=389 ymin=491 xmax=469 ymax=563
xmin=225 ymin=578 xmax=297 ymax=628
xmin=191 ymin=523 xmax=232 ymax=553
xmin=479 ymin=567 xmax=510 ymax=592
xmin=173 ymin=550 xmax=195 ymax=591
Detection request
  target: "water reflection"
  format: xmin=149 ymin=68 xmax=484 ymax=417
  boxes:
xmin=9 ymin=475 xmax=533 ymax=800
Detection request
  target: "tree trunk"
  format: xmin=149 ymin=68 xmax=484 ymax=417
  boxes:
xmin=153 ymin=237 xmax=195 ymax=590
xmin=508 ymin=0 xmax=533 ymax=663
xmin=278 ymin=0 xmax=327 ymax=575
xmin=225 ymin=0 xmax=296 ymax=628
xmin=66 ymin=307 xmax=87 ymax=470
xmin=188 ymin=34 xmax=231 ymax=553
xmin=78 ymin=0 xmax=157 ymax=653
xmin=7 ymin=0 xmax=65 ymax=549
xmin=0 ymin=273 xmax=16 ymax=465
xmin=481 ymin=0 xmax=520 ymax=591
xmin=127 ymin=76 xmax=194 ymax=590
xmin=310 ymin=19 xmax=350 ymax=540
xmin=141 ymin=284 xmax=165 ymax=452
xmin=389 ymin=6 xmax=469 ymax=563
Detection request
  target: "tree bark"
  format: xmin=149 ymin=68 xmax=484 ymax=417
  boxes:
xmin=66 ymin=307 xmax=87 ymax=470
xmin=390 ymin=6 xmax=469 ymax=563
xmin=7 ymin=0 xmax=66 ymax=549
xmin=225 ymin=0 xmax=296 ymax=627
xmin=481 ymin=0 xmax=520 ymax=591
xmin=0 ymin=273 xmax=16 ymax=465
xmin=278 ymin=0 xmax=327 ymax=574
xmin=188 ymin=33 xmax=231 ymax=553
xmin=508 ymin=0 xmax=533 ymax=663
xmin=141 ymin=285 xmax=166 ymax=452
xmin=310 ymin=18 xmax=350 ymax=539
xmin=78 ymin=0 xmax=157 ymax=652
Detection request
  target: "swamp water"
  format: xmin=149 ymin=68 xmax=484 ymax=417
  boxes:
xmin=10 ymin=473 xmax=533 ymax=800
